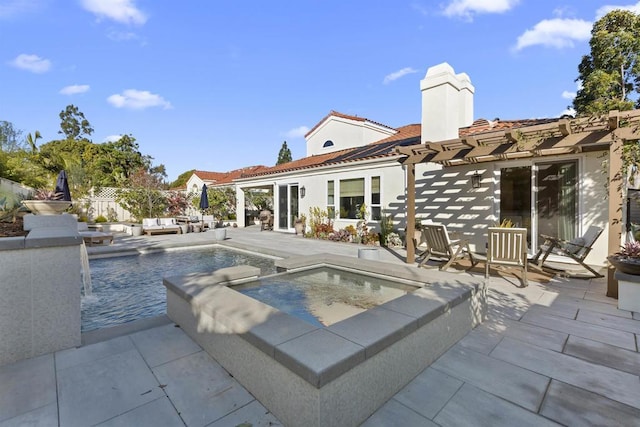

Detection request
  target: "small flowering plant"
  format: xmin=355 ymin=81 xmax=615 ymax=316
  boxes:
xmin=34 ymin=189 xmax=64 ymax=201
xmin=618 ymin=241 xmax=640 ymax=259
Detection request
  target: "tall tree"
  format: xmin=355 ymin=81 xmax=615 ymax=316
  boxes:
xmin=276 ymin=141 xmax=292 ymax=165
xmin=58 ymin=104 xmax=94 ymax=140
xmin=0 ymin=121 xmax=24 ymax=152
xmin=573 ymin=10 xmax=640 ymax=115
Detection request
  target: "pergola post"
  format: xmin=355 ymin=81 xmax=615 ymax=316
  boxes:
xmin=406 ymin=163 xmax=416 ymax=264
xmin=607 ymin=135 xmax=624 ymax=298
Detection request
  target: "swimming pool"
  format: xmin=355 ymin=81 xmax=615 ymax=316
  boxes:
xmin=82 ymin=246 xmax=277 ymax=332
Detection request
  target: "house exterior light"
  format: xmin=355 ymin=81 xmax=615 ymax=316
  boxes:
xmin=471 ymin=171 xmax=482 ymax=188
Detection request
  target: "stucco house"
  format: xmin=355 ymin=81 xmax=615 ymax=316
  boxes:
xmin=210 ymin=62 xmax=639 ymax=293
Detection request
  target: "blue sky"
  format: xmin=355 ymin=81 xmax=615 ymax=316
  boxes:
xmin=1 ymin=0 xmax=638 ymax=182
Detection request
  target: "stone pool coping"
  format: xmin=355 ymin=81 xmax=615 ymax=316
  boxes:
xmin=164 ymin=254 xmax=486 ymax=426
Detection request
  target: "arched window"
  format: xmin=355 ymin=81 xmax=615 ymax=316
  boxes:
xmin=323 ymin=140 xmax=334 ymax=148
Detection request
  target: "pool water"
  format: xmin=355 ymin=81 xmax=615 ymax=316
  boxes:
xmin=82 ymin=247 xmax=276 ymax=332
xmin=234 ymin=267 xmax=416 ymax=327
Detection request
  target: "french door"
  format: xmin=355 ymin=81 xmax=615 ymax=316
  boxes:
xmin=499 ymin=160 xmax=578 ymax=250
xmin=278 ymin=184 xmax=299 ymax=230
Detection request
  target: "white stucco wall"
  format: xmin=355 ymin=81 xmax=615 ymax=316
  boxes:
xmin=305 ymin=116 xmax=396 ymax=157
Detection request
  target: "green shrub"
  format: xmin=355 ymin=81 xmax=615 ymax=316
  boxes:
xmin=95 ymin=215 xmax=108 ymax=223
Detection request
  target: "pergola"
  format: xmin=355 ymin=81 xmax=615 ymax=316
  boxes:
xmin=395 ymin=109 xmax=640 ymax=297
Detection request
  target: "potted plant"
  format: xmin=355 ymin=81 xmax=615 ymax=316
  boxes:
xmin=608 ymin=241 xmax=640 ymax=275
xmin=22 ymin=189 xmax=72 ymax=215
xmin=609 ymin=241 xmax=640 ymax=312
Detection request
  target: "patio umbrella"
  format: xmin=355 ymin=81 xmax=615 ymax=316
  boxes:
xmin=199 ymin=184 xmax=209 ymax=228
xmin=54 ymin=170 xmax=71 ymax=202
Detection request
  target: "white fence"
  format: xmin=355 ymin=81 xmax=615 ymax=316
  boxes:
xmin=80 ymin=187 xmax=201 ymax=222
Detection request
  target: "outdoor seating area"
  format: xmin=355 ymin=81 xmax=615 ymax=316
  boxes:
xmin=418 ymin=223 xmax=476 ymax=270
xmin=142 ymin=217 xmax=182 ymax=235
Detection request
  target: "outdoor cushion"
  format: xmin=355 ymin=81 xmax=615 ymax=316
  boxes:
xmin=565 ymin=237 xmax=585 ymax=254
xmin=159 ymin=218 xmax=176 ymax=226
xmin=143 ymin=218 xmax=159 ymax=227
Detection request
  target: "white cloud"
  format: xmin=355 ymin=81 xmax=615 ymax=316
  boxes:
xmin=514 ymin=18 xmax=591 ymax=51
xmin=383 ymin=67 xmax=419 ymax=84
xmin=80 ymin=0 xmax=146 ymax=25
xmin=596 ymin=2 xmax=640 ymax=18
xmin=559 ymin=107 xmax=576 ymax=117
xmin=103 ymin=135 xmax=122 ymax=142
xmin=107 ymin=30 xmax=140 ymax=42
xmin=59 ymin=84 xmax=90 ymax=95
xmin=9 ymin=53 xmax=51 ymax=73
xmin=285 ymin=126 xmax=310 ymax=138
xmin=561 ymin=90 xmax=576 ymax=100
xmin=107 ymin=89 xmax=172 ymax=110
xmin=442 ymin=0 xmax=520 ymax=20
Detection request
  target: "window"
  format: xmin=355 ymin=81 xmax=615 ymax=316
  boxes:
xmin=371 ymin=176 xmax=381 ymax=220
xmin=323 ymin=140 xmax=334 ymax=148
xmin=339 ymin=178 xmax=364 ymax=219
xmin=327 ymin=181 xmax=335 ymax=219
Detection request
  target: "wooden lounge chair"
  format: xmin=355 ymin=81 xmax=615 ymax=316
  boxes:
xmin=531 ymin=225 xmax=604 ymax=278
xmin=418 ymin=223 xmax=476 ymax=270
xmin=486 ymin=227 xmax=528 ymax=287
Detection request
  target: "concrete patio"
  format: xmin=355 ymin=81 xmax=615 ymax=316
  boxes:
xmin=1 ymin=226 xmax=639 ymax=426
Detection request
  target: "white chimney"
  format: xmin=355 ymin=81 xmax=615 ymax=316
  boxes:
xmin=420 ymin=63 xmax=474 ymax=143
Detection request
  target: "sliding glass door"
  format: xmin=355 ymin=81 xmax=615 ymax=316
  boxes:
xmin=499 ymin=160 xmax=578 ymax=250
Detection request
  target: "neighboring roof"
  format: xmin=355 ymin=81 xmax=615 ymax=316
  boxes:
xmin=192 ymin=166 xmax=268 ymax=187
xmin=304 ymin=110 xmax=396 ymax=138
xmin=459 ymin=118 xmax=559 ymax=138
xmin=240 ymin=124 xmax=421 ymax=179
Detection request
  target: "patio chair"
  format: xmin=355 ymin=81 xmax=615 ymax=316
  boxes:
xmin=486 ymin=227 xmax=529 ymax=287
xmin=531 ymin=225 xmax=604 ymax=278
xmin=418 ymin=223 xmax=476 ymax=270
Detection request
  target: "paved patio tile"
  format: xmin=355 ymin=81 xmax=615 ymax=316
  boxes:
xmin=55 ymin=335 xmax=134 ymax=371
xmin=564 ymin=335 xmax=640 ymax=376
xmin=584 ymin=290 xmax=618 ymax=305
xmin=95 ymin=397 xmax=183 ymax=427
xmin=0 ymin=402 xmax=57 ymax=427
xmin=527 ymin=301 xmax=578 ymax=319
xmin=500 ymin=318 xmax=568 ymax=352
xmin=129 ymin=323 xmax=202 ymax=368
xmin=433 ymin=383 xmax=560 ymax=427
xmin=576 ymin=309 xmax=640 ymax=335
xmin=490 ymin=337 xmax=640 ymax=410
xmin=431 ymin=344 xmax=549 ymax=411
xmin=520 ymin=309 xmax=636 ymax=350
xmin=547 ymin=294 xmax=633 ymax=319
xmin=57 ymin=348 xmax=165 ymax=427
xmin=0 ymin=354 xmax=56 ymax=423
xmin=540 ymin=380 xmax=640 ymax=427
xmin=361 ymin=398 xmax=437 ymax=427
xmin=207 ymin=400 xmax=282 ymax=427
xmin=456 ymin=323 xmax=504 ymax=354
xmin=392 ymin=367 xmax=463 ymax=419
xmin=152 ymin=350 xmax=254 ymax=427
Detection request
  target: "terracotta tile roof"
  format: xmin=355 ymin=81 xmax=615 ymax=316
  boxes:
xmin=304 ymin=110 xmax=396 ymax=138
xmin=240 ymin=124 xmax=421 ymax=179
xmin=194 ymin=166 xmax=268 ymax=186
xmin=459 ymin=118 xmax=559 ymax=137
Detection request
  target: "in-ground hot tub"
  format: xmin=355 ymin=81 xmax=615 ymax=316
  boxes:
xmin=164 ymin=253 xmax=486 ymax=427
